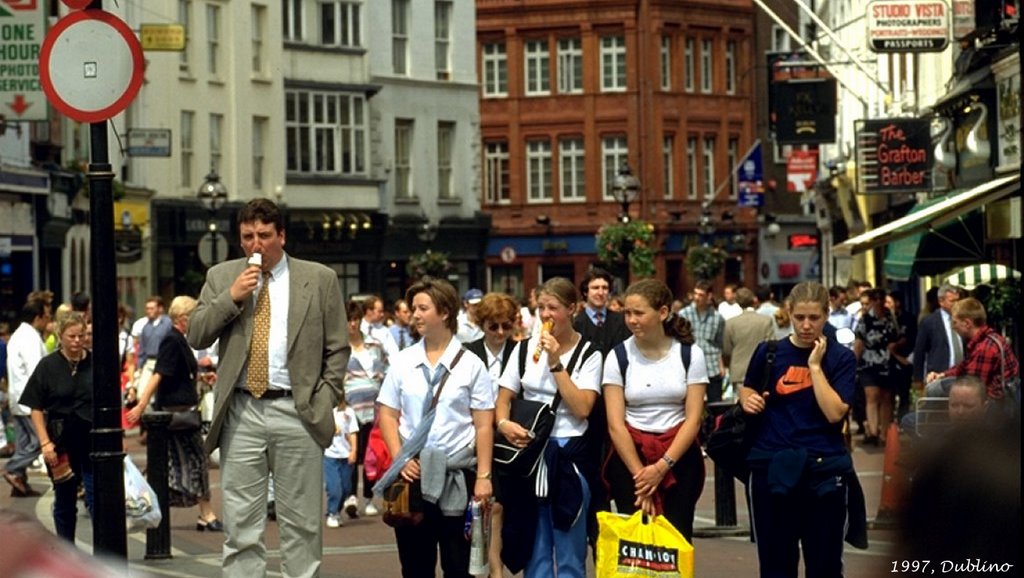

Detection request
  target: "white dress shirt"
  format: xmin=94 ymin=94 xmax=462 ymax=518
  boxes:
xmin=6 ymin=322 xmax=47 ymax=416
xmin=238 ymin=255 xmax=292 ymax=391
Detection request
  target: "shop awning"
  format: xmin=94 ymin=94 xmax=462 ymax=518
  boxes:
xmin=833 ymin=174 xmax=1020 ymax=261
xmin=943 ymin=263 xmax=1021 ymax=290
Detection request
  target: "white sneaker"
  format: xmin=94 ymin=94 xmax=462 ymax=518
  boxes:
xmin=363 ymin=503 xmax=379 ymax=516
xmin=344 ymin=495 xmax=360 ymax=519
xmin=326 ymin=514 xmax=342 ymax=528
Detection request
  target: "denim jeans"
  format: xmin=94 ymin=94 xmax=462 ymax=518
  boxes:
xmin=323 ymin=457 xmax=354 ymax=516
xmin=525 ymin=470 xmax=591 ymax=578
xmin=4 ymin=415 xmax=40 ymax=476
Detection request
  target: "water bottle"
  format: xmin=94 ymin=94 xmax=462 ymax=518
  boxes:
xmin=468 ymin=499 xmax=489 ymax=576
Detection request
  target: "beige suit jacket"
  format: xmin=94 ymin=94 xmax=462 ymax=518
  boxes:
xmin=723 ymin=309 xmax=775 ymax=386
xmin=188 ymin=255 xmax=349 ymax=451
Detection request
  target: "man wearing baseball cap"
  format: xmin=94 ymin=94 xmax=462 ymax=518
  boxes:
xmin=457 ymin=288 xmax=484 ymax=343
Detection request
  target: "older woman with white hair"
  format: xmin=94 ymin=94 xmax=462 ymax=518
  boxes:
xmin=128 ymin=295 xmax=222 ymax=531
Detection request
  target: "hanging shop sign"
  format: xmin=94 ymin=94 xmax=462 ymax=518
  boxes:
xmin=992 ymin=53 xmax=1020 ymax=173
xmin=786 ymin=149 xmax=819 ymax=193
xmin=773 ymin=79 xmax=837 ymax=145
xmin=855 ymin=118 xmax=932 ymax=194
xmin=0 ymin=0 xmax=47 ymax=121
xmin=867 ymin=0 xmax=950 ymax=53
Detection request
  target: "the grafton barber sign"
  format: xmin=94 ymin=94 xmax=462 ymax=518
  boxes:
xmin=867 ymin=0 xmax=950 ymax=53
xmin=855 ymin=118 xmax=933 ymax=194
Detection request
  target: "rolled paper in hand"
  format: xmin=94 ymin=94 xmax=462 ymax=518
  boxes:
xmin=533 ymin=321 xmax=553 ymax=363
xmin=247 ymin=252 xmax=263 ymax=269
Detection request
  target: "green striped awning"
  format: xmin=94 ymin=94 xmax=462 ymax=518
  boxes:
xmin=944 ymin=264 xmax=1021 ymax=289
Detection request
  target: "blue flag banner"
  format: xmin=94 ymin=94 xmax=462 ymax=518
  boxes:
xmin=737 ymin=141 xmax=764 ymax=208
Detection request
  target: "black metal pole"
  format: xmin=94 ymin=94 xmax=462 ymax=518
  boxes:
xmin=693 ymin=400 xmax=748 ymax=538
xmin=143 ymin=412 xmax=173 ymax=559
xmin=88 ymin=0 xmax=127 ymax=562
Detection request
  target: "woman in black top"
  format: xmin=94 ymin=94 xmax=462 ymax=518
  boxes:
xmin=128 ymin=296 xmax=222 ymax=531
xmin=21 ymin=311 xmax=94 ymax=542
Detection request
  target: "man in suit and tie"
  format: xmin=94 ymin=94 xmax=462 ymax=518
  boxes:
xmin=389 ymin=298 xmax=416 ymax=351
xmin=189 ymin=198 xmax=349 ymax=578
xmin=573 ymin=267 xmax=631 ymax=356
xmin=912 ymin=284 xmax=962 ymax=393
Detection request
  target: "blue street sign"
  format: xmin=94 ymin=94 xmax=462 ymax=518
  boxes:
xmin=736 ymin=141 xmax=764 ymax=207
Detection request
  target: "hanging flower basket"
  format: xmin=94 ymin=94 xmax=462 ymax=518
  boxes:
xmin=685 ymin=245 xmax=728 ymax=281
xmin=406 ymin=250 xmax=453 ymax=280
xmin=595 ymin=220 xmax=656 ymax=278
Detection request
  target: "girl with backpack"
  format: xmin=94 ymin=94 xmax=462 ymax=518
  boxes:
xmin=496 ymin=277 xmax=602 ymax=578
xmin=601 ymin=279 xmax=708 ymax=540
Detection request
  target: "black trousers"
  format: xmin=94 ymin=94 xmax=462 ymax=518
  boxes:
xmin=707 ymin=374 xmax=725 ymax=403
xmin=393 ymin=471 xmax=475 ymax=578
xmin=604 ymin=441 xmax=704 ymax=541
xmin=349 ymin=422 xmax=374 ymax=499
xmin=747 ymin=466 xmax=848 ymax=578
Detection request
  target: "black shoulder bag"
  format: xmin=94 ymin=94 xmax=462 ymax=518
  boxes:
xmin=494 ymin=340 xmax=592 ymax=478
xmin=704 ymin=340 xmax=777 ymax=482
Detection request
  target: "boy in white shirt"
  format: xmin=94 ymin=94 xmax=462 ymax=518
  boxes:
xmin=324 ymin=400 xmax=360 ymax=528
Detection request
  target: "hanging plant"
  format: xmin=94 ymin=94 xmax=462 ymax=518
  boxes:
xmin=406 ymin=250 xmax=453 ymax=280
xmin=595 ymin=220 xmax=656 ymax=278
xmin=980 ymin=280 xmax=1020 ymax=334
xmin=685 ymin=245 xmax=728 ymax=281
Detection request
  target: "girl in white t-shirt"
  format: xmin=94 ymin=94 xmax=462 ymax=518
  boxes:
xmin=323 ymin=400 xmax=359 ymax=528
xmin=602 ymin=279 xmax=708 ymax=540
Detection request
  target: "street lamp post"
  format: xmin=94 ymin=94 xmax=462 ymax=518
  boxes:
xmin=611 ymin=163 xmax=640 ymax=223
xmin=197 ymin=170 xmax=228 ymax=266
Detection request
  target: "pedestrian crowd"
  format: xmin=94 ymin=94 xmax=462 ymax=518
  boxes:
xmin=1 ymin=197 xmax=1019 ymax=578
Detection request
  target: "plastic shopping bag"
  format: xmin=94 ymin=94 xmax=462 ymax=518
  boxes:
xmin=124 ymin=455 xmax=162 ymax=533
xmin=595 ymin=511 xmax=694 ymax=578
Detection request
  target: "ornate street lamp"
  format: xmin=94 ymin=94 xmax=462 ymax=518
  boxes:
xmin=611 ymin=163 xmax=640 ymax=223
xmin=197 ymin=170 xmax=228 ymax=265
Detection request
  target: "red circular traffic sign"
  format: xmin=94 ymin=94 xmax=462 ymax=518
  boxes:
xmin=39 ymin=10 xmax=144 ymax=123
xmin=62 ymin=0 xmax=93 ymax=9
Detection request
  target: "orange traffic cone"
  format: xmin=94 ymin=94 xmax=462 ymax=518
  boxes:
xmin=874 ymin=421 xmax=906 ymax=528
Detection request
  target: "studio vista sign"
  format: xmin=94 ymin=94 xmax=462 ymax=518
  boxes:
xmin=856 ymin=119 xmax=933 ymax=194
xmin=867 ymin=0 xmax=950 ymax=53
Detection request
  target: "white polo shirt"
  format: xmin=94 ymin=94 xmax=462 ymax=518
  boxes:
xmin=377 ymin=336 xmax=493 ymax=455
xmin=498 ymin=336 xmax=603 ymax=438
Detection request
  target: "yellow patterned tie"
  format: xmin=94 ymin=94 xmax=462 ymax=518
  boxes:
xmin=247 ymin=271 xmax=271 ymax=398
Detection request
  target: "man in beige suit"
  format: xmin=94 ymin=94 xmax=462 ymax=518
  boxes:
xmin=723 ymin=287 xmax=774 ymax=389
xmin=189 ymin=198 xmax=349 ymax=578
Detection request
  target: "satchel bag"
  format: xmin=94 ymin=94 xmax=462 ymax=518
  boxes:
xmin=704 ymin=340 xmax=777 ymax=482
xmin=381 ymin=479 xmax=425 ymax=527
xmin=381 ymin=349 xmax=465 ymax=528
xmin=493 ymin=340 xmax=590 ymax=477
xmin=167 ymin=407 xmax=202 ymax=432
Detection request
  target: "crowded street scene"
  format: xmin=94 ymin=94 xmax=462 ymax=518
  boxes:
xmin=1 ymin=1 xmax=1020 ymax=577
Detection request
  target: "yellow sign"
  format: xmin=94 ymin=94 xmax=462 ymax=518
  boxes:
xmin=140 ymin=23 xmax=185 ymax=51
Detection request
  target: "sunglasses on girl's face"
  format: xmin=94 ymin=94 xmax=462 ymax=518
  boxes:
xmin=487 ymin=322 xmax=514 ymax=332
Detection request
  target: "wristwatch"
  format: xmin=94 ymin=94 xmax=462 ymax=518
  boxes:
xmin=549 ymin=362 xmax=565 ymax=373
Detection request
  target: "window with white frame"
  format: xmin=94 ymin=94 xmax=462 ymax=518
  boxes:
xmin=727 ymin=138 xmax=739 ymax=199
xmin=253 ymin=116 xmax=267 ymax=190
xmin=559 ymin=138 xmax=585 ymax=202
xmin=252 ymin=5 xmax=266 ymax=75
xmin=484 ymin=141 xmax=510 ymax=204
xmin=684 ymin=38 xmax=694 ymax=92
xmin=525 ymin=40 xmax=550 ymax=95
xmin=663 ymin=136 xmax=674 ymax=199
xmin=725 ymin=40 xmax=736 ymax=94
xmin=701 ymin=39 xmax=713 ymax=93
xmin=771 ymin=25 xmax=790 ymax=52
xmin=394 ymin=119 xmax=413 ymax=198
xmin=600 ymin=36 xmax=626 ymax=92
xmin=180 ymin=111 xmax=194 ymax=188
xmin=526 ymin=139 xmax=552 ymax=202
xmin=435 ymin=1 xmax=452 ymax=80
xmin=207 ymin=4 xmax=221 ymax=76
xmin=702 ymin=136 xmax=716 ymax=199
xmin=179 ymin=0 xmax=191 ymax=72
xmin=437 ymin=122 xmax=455 ymax=199
xmin=687 ymin=136 xmax=697 ymax=199
xmin=557 ymin=37 xmax=583 ymax=94
xmin=320 ymin=1 xmax=361 ymax=47
xmin=209 ymin=113 xmax=223 ymax=174
xmin=602 ymin=136 xmax=628 ymax=200
xmin=283 ymin=0 xmax=303 ymax=42
xmin=285 ymin=91 xmax=368 ymax=176
xmin=392 ymin=0 xmax=408 ymax=75
xmin=482 ymin=43 xmax=508 ymax=97
xmin=660 ymin=36 xmax=671 ymax=90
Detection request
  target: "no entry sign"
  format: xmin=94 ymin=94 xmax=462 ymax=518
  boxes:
xmin=39 ymin=10 xmax=144 ymax=123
